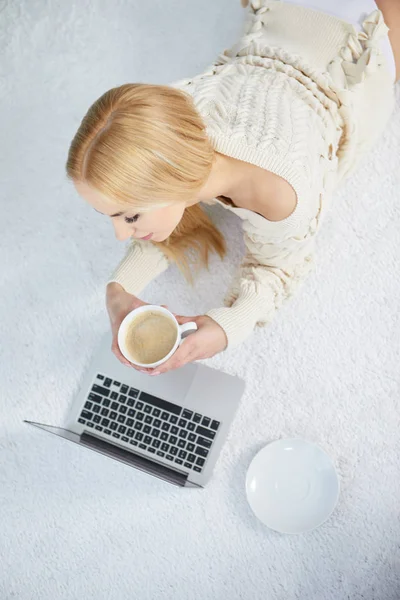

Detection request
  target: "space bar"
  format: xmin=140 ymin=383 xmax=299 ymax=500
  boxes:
xmin=139 ymin=391 xmax=182 ymax=416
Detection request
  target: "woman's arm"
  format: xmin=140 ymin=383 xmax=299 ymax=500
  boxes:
xmin=107 ymin=239 xmax=169 ymax=296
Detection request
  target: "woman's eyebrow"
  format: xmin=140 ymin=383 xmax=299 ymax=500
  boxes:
xmin=94 ymin=208 xmax=125 ymax=218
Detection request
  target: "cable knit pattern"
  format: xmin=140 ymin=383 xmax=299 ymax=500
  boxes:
xmin=108 ymin=0 xmax=395 ymax=348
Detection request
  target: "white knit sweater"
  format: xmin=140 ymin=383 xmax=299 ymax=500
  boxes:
xmin=108 ymin=0 xmax=395 ymax=348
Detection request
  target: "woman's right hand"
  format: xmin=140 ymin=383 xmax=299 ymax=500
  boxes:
xmin=105 ymin=282 xmax=148 ymax=368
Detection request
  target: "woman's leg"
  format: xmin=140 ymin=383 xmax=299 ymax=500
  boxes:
xmin=375 ymin=0 xmax=400 ymax=81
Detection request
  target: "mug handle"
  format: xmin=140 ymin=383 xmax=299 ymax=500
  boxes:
xmin=179 ymin=321 xmax=198 ymax=342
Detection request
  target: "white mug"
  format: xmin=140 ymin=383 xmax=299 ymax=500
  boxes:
xmin=117 ymin=305 xmax=198 ymax=368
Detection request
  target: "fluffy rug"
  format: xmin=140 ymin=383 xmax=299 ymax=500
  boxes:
xmin=1 ymin=1 xmax=399 ymax=599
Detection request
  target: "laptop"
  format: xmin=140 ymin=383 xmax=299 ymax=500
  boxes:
xmin=25 ymin=332 xmax=245 ymax=488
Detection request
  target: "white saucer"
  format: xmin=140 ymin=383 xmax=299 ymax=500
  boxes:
xmin=245 ymin=438 xmax=340 ymax=534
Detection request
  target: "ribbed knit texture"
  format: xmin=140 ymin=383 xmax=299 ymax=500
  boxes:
xmin=107 ymin=0 xmax=395 ymax=348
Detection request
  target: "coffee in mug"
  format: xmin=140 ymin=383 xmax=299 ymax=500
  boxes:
xmin=124 ymin=311 xmax=177 ymax=365
xmin=118 ymin=305 xmax=198 ymax=369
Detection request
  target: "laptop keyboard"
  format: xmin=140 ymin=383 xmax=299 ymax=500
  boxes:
xmin=77 ymin=373 xmax=221 ymax=474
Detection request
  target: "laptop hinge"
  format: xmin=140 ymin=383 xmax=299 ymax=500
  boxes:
xmin=80 ymin=432 xmax=190 ymax=488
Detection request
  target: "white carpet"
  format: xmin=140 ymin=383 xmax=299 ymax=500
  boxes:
xmin=1 ymin=1 xmax=400 ymax=599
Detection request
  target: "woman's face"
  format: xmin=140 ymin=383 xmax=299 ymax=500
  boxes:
xmin=74 ymin=181 xmax=186 ymax=242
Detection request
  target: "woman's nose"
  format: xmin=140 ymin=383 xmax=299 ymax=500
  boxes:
xmin=113 ymin=220 xmax=133 ymax=241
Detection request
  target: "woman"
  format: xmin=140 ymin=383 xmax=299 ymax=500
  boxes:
xmin=66 ymin=0 xmax=399 ymax=375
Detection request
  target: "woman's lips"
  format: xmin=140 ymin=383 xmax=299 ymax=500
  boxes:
xmin=138 ymin=233 xmax=153 ymax=241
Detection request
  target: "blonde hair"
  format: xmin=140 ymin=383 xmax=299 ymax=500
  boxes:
xmin=66 ymin=83 xmax=226 ymax=278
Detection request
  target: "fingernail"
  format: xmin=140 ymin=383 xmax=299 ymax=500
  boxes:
xmin=151 ymin=371 xmax=161 ymax=376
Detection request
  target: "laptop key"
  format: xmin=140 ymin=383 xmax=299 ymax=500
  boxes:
xmin=187 ymin=422 xmax=196 ymax=431
xmin=110 ymin=391 xmax=118 ymax=400
xmin=102 ymin=399 xmax=110 ymax=407
xmin=148 ymin=447 xmax=156 ymax=453
xmin=119 ymin=394 xmax=127 ymax=403
xmin=122 ymin=436 xmax=129 ymax=443
xmin=153 ymin=419 xmax=161 ymax=428
xmin=188 ymin=453 xmax=196 ymax=463
xmin=93 ymin=415 xmax=101 ymax=424
xmin=195 ymin=425 xmax=215 ymax=440
xmin=197 ymin=436 xmax=212 ymax=449
xmin=152 ymin=428 xmax=160 ymax=438
xmin=178 ymin=439 xmax=186 ymax=449
xmin=161 ymin=443 xmax=169 ymax=452
xmin=195 ymin=446 xmax=209 ymax=457
xmin=152 ymin=439 xmax=161 ymax=448
xmin=169 ymin=415 xmax=178 ymax=424
xmin=112 ymin=433 xmax=120 ymax=439
xmin=109 ymin=411 xmax=118 ymax=420
xmin=81 ymin=410 xmax=93 ymax=420
xmin=101 ymin=408 xmax=109 ymax=416
xmin=126 ymin=418 xmax=134 ymax=427
xmin=169 ymin=435 xmax=178 ymax=445
xmin=192 ymin=413 xmax=202 ymax=423
xmin=118 ymin=425 xmax=126 ymax=434
xmin=134 ymin=422 xmax=143 ymax=431
xmin=130 ymin=440 xmax=138 ymax=446
xmin=87 ymin=422 xmax=94 ymax=428
xmin=88 ymin=393 xmax=102 ymax=403
xmin=128 ymin=388 xmax=139 ymax=398
xmin=84 ymin=401 xmax=93 ymax=410
xmin=139 ymin=443 xmax=147 ymax=450
xmin=193 ymin=466 xmax=202 ymax=473
xmin=92 ymin=385 xmax=110 ymax=397
xmin=135 ymin=401 xmax=144 ymax=410
xmin=188 ymin=433 xmax=196 ymax=443
xmin=187 ymin=443 xmax=195 ymax=452
xmin=161 ymin=423 xmax=170 ymax=432
xmin=157 ymin=451 xmax=165 ymax=457
xmin=182 ymin=409 xmax=193 ymax=420
xmin=178 ymin=430 xmax=188 ymax=439
xmin=127 ymin=398 xmax=135 ymax=407
xmin=117 ymin=415 xmax=125 ymax=424
xmin=143 ymin=425 xmax=151 ymax=435
xmin=128 ymin=409 xmax=135 ymax=417
xmin=92 ymin=405 xmax=100 ymax=414
xmin=113 ymin=381 xmax=121 ymax=386
xmin=170 ymin=447 xmax=178 ymax=456
xmin=101 ymin=418 xmax=110 ymax=427
xmin=166 ymin=455 xmax=174 ymax=461
xmin=119 ymin=405 xmax=127 ymax=414
xmin=184 ymin=462 xmax=192 ymax=469
xmin=104 ymin=378 xmax=112 ymax=387
xmin=136 ymin=412 xmax=144 ymax=421
xmin=111 ymin=402 xmax=119 ymax=410
xmin=160 ymin=432 xmax=168 ymax=441
xmin=170 ymin=426 xmax=179 ymax=435
xmin=104 ymin=429 xmax=111 ymax=435
xmin=144 ymin=416 xmax=152 ymax=424
xmin=178 ymin=450 xmax=187 ymax=460
xmin=120 ymin=384 xmax=129 ymax=394
xmin=161 ymin=411 xmax=169 ymax=420
xmin=144 ymin=405 xmax=152 ymax=414
xmin=175 ymin=459 xmax=183 ymax=465
xmin=201 ymin=417 xmax=211 ymax=427
xmin=211 ymin=420 xmax=220 ymax=431
xmin=152 ymin=409 xmax=161 ymax=417
xmin=135 ymin=432 xmax=144 ymax=441
xmin=144 ymin=436 xmax=152 ymax=445
xmin=97 ymin=374 xmax=104 ymax=380
xmin=178 ymin=419 xmax=187 ymax=428
xmin=78 ymin=418 xmax=86 ymax=424
xmin=127 ymin=429 xmax=134 ymax=437
xmin=110 ymin=422 xmax=118 ymax=431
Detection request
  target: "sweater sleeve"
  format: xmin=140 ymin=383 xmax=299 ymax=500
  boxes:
xmin=106 ymin=240 xmax=169 ymax=296
xmin=206 ymin=228 xmax=316 ymax=349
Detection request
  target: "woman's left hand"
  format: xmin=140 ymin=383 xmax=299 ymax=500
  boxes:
xmin=148 ymin=315 xmax=227 ymax=375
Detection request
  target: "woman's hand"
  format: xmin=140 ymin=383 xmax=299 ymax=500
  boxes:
xmin=148 ymin=315 xmax=228 ymax=375
xmin=105 ymin=282 xmax=148 ymax=368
